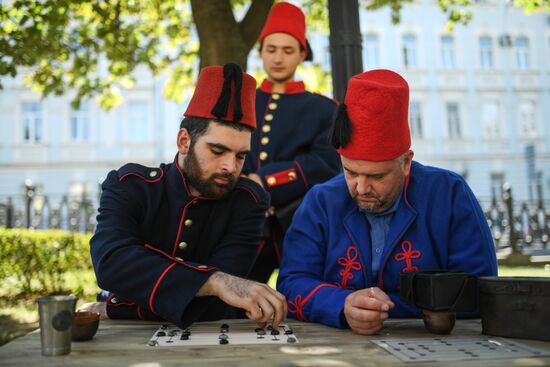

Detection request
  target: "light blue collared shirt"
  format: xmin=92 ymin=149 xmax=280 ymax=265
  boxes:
xmin=363 ymin=191 xmax=402 ymax=282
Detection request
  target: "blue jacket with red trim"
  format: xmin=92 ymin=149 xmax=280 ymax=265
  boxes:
xmin=277 ymin=161 xmax=497 ymax=328
xmin=243 ymin=80 xmax=340 ymax=207
xmin=90 ymin=158 xmax=269 ymax=328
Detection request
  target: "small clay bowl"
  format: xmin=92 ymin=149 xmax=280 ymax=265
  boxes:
xmin=72 ymin=311 xmax=100 ymax=341
xmin=422 ymin=310 xmax=455 ymax=334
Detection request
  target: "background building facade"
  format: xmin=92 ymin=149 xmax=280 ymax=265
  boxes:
xmin=0 ymin=0 xmax=548 ymax=229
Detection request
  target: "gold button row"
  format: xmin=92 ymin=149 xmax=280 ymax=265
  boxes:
xmin=272 ymin=93 xmax=280 ymax=100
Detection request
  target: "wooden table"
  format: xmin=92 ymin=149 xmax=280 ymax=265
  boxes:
xmin=1 ymin=318 xmax=549 ymax=366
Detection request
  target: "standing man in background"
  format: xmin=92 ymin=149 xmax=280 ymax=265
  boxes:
xmin=244 ymin=2 xmax=341 ymax=283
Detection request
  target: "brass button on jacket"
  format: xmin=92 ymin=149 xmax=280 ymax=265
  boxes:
xmin=262 ymin=125 xmax=271 ymax=133
xmin=288 ymin=171 xmax=297 ymax=181
xmin=271 ymin=93 xmax=280 ymax=100
xmin=261 ymin=137 xmax=269 ymax=145
xmin=267 ymin=177 xmax=277 ymax=186
xmin=268 ymin=102 xmax=277 ymax=110
xmin=178 ymin=242 xmax=188 ymax=250
xmin=264 ymin=114 xmax=274 ymax=121
xmin=184 ymin=219 xmax=193 ymax=227
xmin=149 ymin=171 xmax=158 ymax=178
xmin=259 ymin=152 xmax=268 ymax=160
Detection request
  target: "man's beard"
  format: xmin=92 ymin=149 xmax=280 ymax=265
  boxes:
xmin=354 ymin=193 xmax=387 ymax=214
xmin=183 ymin=147 xmax=237 ymax=199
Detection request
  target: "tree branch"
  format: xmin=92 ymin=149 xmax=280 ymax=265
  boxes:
xmin=239 ymin=0 xmax=274 ymax=50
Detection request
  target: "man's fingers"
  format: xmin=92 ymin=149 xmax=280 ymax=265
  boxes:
xmin=349 ymin=293 xmax=391 ymax=312
xmin=347 ymin=306 xmax=388 ymax=323
xmin=369 ymin=287 xmax=395 ymax=307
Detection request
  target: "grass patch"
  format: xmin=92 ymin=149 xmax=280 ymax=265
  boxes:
xmin=0 ymin=270 xmax=100 ymax=346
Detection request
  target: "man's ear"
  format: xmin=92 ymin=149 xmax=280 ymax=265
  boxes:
xmin=177 ymin=128 xmax=191 ymax=155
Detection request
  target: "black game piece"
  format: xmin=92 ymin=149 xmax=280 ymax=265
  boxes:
xmin=284 ymin=329 xmax=294 ymax=335
xmin=287 ymin=336 xmax=297 ymax=343
xmin=156 ymin=331 xmax=166 ymax=337
xmin=219 ymin=334 xmax=228 ymax=340
xmin=219 ymin=338 xmax=229 ymax=345
xmin=267 ymin=325 xmax=273 ymax=331
xmin=180 ymin=335 xmax=189 ymax=340
xmin=254 ymin=327 xmax=264 ymax=333
xmin=221 ymin=323 xmax=229 ymax=329
xmin=182 ymin=330 xmax=191 ymax=337
xmin=271 ymin=329 xmax=280 ymax=335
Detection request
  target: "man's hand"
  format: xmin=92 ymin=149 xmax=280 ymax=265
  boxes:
xmin=343 ymin=287 xmax=394 ymax=335
xmin=198 ymin=271 xmax=287 ymax=328
xmin=77 ymin=301 xmax=109 ymax=320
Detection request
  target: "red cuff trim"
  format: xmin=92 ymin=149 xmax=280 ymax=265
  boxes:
xmin=119 ymin=168 xmax=164 ymax=183
xmin=265 ymin=168 xmax=299 ymax=188
xmin=106 ymin=294 xmax=135 ymax=307
xmin=144 ymin=244 xmax=215 ymax=272
xmin=149 ymin=262 xmax=177 ymax=314
xmin=288 ymin=283 xmax=337 ymax=321
xmin=294 ymin=160 xmax=309 ymax=189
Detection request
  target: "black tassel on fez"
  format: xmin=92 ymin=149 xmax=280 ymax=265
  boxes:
xmin=329 ymin=103 xmax=352 ymax=149
xmin=211 ymin=63 xmax=243 ymax=123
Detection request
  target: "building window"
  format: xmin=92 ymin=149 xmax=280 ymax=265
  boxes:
xmin=409 ymin=101 xmax=423 ymax=139
xmin=483 ymin=101 xmax=500 ymax=138
xmin=363 ymin=34 xmax=380 ymax=69
xmin=70 ymin=104 xmax=90 ymax=142
xmin=514 ymin=37 xmax=530 ymax=70
xmin=128 ymin=102 xmax=151 ymax=142
xmin=402 ymin=34 xmax=418 ymax=68
xmin=441 ymin=35 xmax=456 ymax=69
xmin=479 ymin=36 xmax=494 ymax=69
xmin=446 ymin=103 xmax=461 ymax=139
xmin=22 ymin=103 xmax=43 ymax=143
xmin=519 ymin=100 xmax=537 ymax=139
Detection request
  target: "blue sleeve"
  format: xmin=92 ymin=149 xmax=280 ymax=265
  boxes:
xmin=277 ymin=188 xmax=353 ymax=328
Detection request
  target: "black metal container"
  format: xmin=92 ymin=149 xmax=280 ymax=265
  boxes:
xmin=399 ymin=270 xmax=478 ymax=312
xmin=479 ymin=276 xmax=550 ymax=341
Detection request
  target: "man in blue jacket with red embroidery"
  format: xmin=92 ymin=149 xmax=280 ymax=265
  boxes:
xmin=244 ymin=2 xmax=340 ymax=283
xmin=277 ymin=69 xmax=497 ymax=335
xmin=85 ymin=64 xmax=287 ymax=329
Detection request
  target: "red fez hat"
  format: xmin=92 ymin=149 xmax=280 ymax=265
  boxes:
xmin=338 ymin=69 xmax=411 ymax=161
xmin=184 ymin=63 xmax=257 ymax=129
xmin=259 ymin=2 xmax=308 ymax=58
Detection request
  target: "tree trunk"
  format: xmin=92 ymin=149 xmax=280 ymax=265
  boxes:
xmin=191 ymin=0 xmax=274 ymax=71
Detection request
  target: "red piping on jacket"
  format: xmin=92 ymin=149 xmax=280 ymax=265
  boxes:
xmin=378 ymin=173 xmax=413 ymax=289
xmin=144 ymin=244 xmax=214 ymax=272
xmin=149 ymin=262 xmax=177 ymax=314
xmin=119 ymin=168 xmax=165 ymax=183
xmin=294 ymin=160 xmax=309 ymax=190
xmin=288 ymin=283 xmax=336 ymax=321
xmin=171 ymin=200 xmax=196 ymax=256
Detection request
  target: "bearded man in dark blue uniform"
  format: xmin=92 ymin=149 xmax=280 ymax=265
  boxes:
xmin=244 ymin=2 xmax=341 ymax=283
xmin=83 ymin=64 xmax=287 ymax=329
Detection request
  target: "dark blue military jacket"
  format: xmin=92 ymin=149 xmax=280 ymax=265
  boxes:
xmin=244 ymin=80 xmax=341 ymax=207
xmin=90 ymin=157 xmax=269 ymax=328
